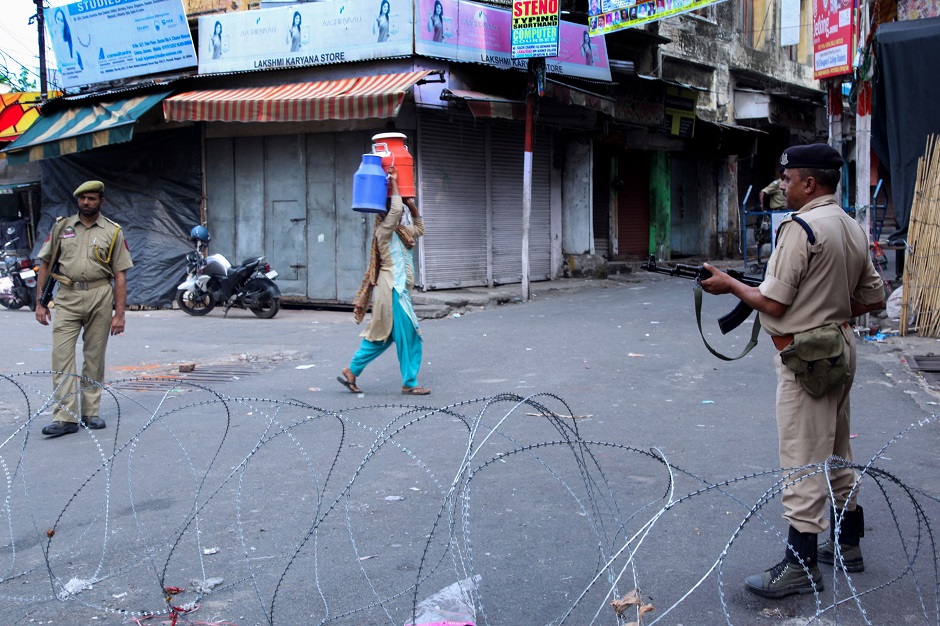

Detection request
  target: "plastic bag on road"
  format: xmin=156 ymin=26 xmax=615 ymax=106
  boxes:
xmin=404 ymin=575 xmax=481 ymax=626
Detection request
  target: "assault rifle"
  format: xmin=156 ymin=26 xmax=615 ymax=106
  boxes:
xmin=38 ymin=262 xmax=59 ymax=307
xmin=38 ymin=218 xmax=66 ymax=308
xmin=643 ymin=256 xmax=764 ymax=360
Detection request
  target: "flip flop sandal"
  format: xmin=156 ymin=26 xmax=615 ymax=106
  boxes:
xmin=402 ymin=387 xmax=431 ymax=395
xmin=336 ymin=376 xmax=362 ymax=393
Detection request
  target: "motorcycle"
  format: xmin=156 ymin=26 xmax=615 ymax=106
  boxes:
xmin=0 ymin=238 xmax=37 ymax=311
xmin=176 ymin=227 xmax=281 ymax=319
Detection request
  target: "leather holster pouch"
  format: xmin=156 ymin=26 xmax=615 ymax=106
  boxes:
xmin=779 ymin=323 xmax=850 ymax=398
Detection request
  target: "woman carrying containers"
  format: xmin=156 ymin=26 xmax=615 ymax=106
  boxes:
xmin=337 ymin=166 xmax=430 ymax=396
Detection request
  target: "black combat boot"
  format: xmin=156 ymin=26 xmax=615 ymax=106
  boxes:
xmin=818 ymin=505 xmax=864 ymax=572
xmin=745 ymin=525 xmax=823 ymax=599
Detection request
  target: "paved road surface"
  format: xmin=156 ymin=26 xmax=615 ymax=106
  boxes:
xmin=1 ymin=275 xmax=938 ymax=625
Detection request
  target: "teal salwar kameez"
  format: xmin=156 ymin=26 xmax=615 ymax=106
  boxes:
xmin=342 ymin=189 xmax=427 ymax=393
xmin=349 ymin=290 xmax=422 ymax=388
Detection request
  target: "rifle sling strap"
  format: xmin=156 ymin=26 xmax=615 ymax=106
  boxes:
xmin=689 ymin=215 xmax=813 ymax=360
xmin=693 ymin=286 xmax=762 ymax=361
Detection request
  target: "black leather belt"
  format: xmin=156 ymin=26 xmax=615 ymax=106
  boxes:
xmin=60 ymin=278 xmax=111 ymax=291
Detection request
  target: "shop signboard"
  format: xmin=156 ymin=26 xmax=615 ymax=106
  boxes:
xmin=588 ymin=0 xmax=726 ymax=37
xmin=197 ymin=0 xmax=413 ymax=74
xmin=813 ymin=0 xmax=855 ymax=79
xmin=416 ymin=0 xmax=610 ymax=81
xmin=45 ymin=0 xmax=196 ymax=89
xmin=511 ymin=0 xmax=560 ymax=59
xmin=661 ymin=85 xmax=697 ymax=137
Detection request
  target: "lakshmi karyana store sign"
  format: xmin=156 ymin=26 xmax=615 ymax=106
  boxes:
xmin=197 ymin=0 xmax=610 ymax=82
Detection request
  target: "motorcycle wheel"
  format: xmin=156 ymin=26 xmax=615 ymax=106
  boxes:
xmin=26 ymin=288 xmax=36 ymax=312
xmin=176 ymin=289 xmax=216 ymax=316
xmin=245 ymin=278 xmax=280 ymax=319
xmin=251 ymin=298 xmax=280 ymax=319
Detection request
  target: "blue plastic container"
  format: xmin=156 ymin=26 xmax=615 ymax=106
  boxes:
xmin=352 ymin=154 xmax=389 ymax=213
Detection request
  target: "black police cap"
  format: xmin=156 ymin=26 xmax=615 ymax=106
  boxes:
xmin=779 ymin=144 xmax=844 ymax=170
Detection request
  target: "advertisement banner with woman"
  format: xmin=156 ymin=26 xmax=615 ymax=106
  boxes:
xmin=45 ymin=0 xmax=196 ymax=89
xmin=415 ymin=0 xmax=610 ymax=81
xmin=198 ymin=0 xmax=413 ymax=74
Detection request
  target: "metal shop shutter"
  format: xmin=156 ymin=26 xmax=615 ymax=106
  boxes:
xmin=417 ymin=113 xmax=489 ymax=289
xmin=490 ymin=123 xmax=552 ymax=284
xmin=617 ymin=152 xmax=651 ymax=259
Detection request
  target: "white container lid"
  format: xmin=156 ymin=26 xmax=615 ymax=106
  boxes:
xmin=372 ymin=132 xmax=408 ymax=141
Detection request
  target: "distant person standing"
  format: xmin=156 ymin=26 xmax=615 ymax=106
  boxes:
xmin=754 ymin=170 xmax=784 ymax=254
xmin=35 ymin=181 xmax=133 ymax=438
xmin=760 ymin=170 xmax=786 ymax=211
xmin=337 ymin=166 xmax=430 ymax=396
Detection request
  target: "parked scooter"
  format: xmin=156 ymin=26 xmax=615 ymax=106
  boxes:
xmin=0 ymin=238 xmax=37 ymax=311
xmin=176 ymin=226 xmax=281 ymax=319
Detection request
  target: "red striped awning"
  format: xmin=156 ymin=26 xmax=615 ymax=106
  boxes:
xmin=163 ymin=71 xmax=435 ymax=123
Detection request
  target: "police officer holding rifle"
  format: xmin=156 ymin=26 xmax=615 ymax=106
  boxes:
xmin=700 ymin=144 xmax=885 ymax=598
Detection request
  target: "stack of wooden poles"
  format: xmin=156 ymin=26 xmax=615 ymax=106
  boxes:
xmin=901 ymin=135 xmax=940 ymax=337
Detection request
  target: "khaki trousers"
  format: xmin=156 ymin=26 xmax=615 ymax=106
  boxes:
xmin=774 ymin=324 xmax=858 ymax=534
xmin=51 ymin=284 xmax=113 ymax=423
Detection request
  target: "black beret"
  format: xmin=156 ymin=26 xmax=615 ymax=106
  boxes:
xmin=779 ymin=144 xmax=844 ymax=170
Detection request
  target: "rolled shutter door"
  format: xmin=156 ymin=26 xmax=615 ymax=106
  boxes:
xmin=418 ymin=112 xmax=489 ymax=289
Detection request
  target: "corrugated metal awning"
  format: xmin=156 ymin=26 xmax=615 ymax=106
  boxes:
xmin=439 ymin=89 xmax=527 ymax=120
xmin=163 ymin=71 xmax=439 ymax=123
xmin=1 ymin=92 xmax=170 ymax=165
xmin=545 ymin=80 xmax=617 ymax=116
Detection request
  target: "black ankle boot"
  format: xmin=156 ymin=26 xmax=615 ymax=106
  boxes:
xmin=745 ymin=526 xmax=823 ymax=599
xmin=819 ymin=505 xmax=865 ymax=572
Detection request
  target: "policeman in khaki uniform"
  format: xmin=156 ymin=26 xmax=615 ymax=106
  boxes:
xmin=35 ymin=181 xmax=134 ymax=438
xmin=700 ymin=144 xmax=885 ymax=598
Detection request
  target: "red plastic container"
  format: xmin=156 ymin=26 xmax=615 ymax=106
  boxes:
xmin=371 ymin=132 xmax=415 ymax=198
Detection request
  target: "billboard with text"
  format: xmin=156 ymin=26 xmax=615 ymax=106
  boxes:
xmin=588 ymin=0 xmax=726 ymax=36
xmin=197 ymin=0 xmax=414 ymax=74
xmin=45 ymin=0 xmax=196 ymax=89
xmin=813 ymin=0 xmax=855 ymax=79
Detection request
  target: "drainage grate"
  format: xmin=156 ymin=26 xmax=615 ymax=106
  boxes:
xmin=111 ymin=364 xmax=270 ymax=392
xmin=907 ymin=354 xmax=940 ymax=388
xmin=908 ymin=354 xmax=940 ymax=371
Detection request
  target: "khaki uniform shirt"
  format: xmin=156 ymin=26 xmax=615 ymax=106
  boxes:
xmin=761 ymin=179 xmax=786 ymax=210
xmin=38 ymin=213 xmax=134 ymax=282
xmin=758 ymin=194 xmax=883 ymax=336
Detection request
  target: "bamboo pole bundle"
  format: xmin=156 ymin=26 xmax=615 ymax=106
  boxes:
xmin=901 ymin=135 xmax=940 ymax=337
